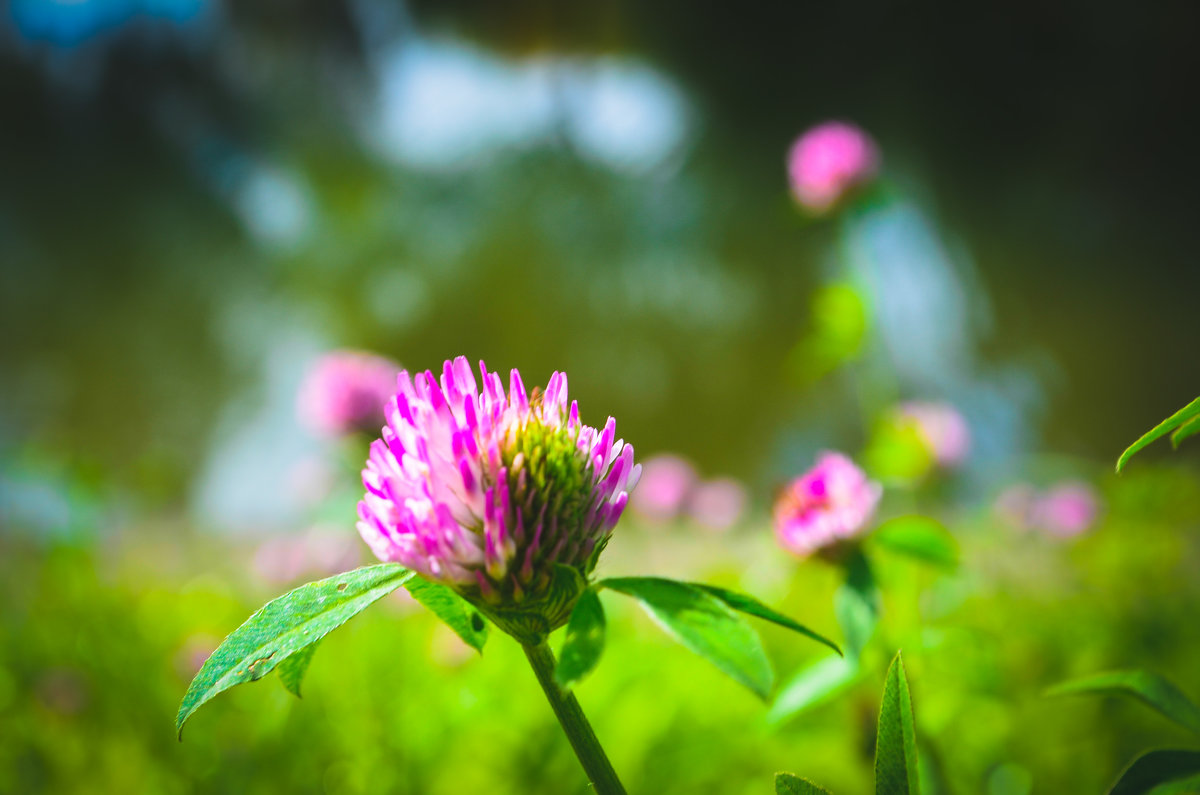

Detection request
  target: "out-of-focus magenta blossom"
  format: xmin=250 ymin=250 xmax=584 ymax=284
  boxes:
xmin=898 ymin=401 xmax=971 ymax=467
xmin=774 ymin=451 xmax=882 ymax=557
xmin=253 ymin=526 xmax=362 ymax=585
xmin=993 ymin=484 xmax=1037 ymax=530
xmin=686 ymin=477 xmax=747 ymax=532
xmin=1032 ymin=482 xmax=1100 ymax=537
xmin=357 ymin=357 xmax=640 ymax=640
xmin=297 ymin=351 xmax=400 ymax=437
xmin=994 ymin=481 xmax=1100 ymax=538
xmin=630 ymin=454 xmax=697 ymax=522
xmin=787 ymin=121 xmax=879 ymax=213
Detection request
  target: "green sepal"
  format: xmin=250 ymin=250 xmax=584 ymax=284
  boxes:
xmin=554 ymin=587 xmax=606 ymax=690
xmin=405 ymin=578 xmax=489 ymax=653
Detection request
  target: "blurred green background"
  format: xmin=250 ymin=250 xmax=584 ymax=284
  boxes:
xmin=1 ymin=1 xmax=1199 ymax=793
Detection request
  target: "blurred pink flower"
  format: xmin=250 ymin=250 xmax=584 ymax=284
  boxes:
xmin=252 ymin=526 xmax=362 ymax=585
xmin=297 ymin=350 xmax=400 ymax=437
xmin=630 ymin=455 xmax=697 ymax=522
xmin=774 ymin=451 xmax=882 ymax=557
xmin=898 ymin=401 xmax=971 ymax=467
xmin=686 ymin=477 xmax=747 ymax=532
xmin=787 ymin=121 xmax=879 ymax=212
xmin=994 ymin=481 xmax=1101 ymax=538
xmin=1033 ymin=482 xmax=1100 ymax=538
xmin=175 ymin=634 xmax=219 ymax=679
xmin=993 ymin=483 xmax=1037 ymax=530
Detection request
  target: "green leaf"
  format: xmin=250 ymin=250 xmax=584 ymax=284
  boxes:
xmin=1108 ymin=750 xmax=1200 ymax=795
xmin=835 ymin=549 xmax=879 ymax=659
xmin=871 ymin=516 xmax=958 ymax=569
xmin=554 ymin=587 xmax=606 ymax=690
xmin=404 ymin=578 xmax=489 ymax=653
xmin=1171 ymin=415 xmax=1200 ymax=449
xmin=176 ymin=563 xmax=413 ymax=738
xmin=776 ymin=772 xmax=833 ymax=794
xmin=1117 ymin=396 xmax=1200 ymax=472
xmin=693 ymin=584 xmax=842 ymax=657
xmin=875 ymin=651 xmax=920 ymax=795
xmin=277 ymin=641 xmax=318 ymax=698
xmin=600 ymin=576 xmax=774 ymax=699
xmin=767 ymin=655 xmax=860 ymax=725
xmin=1046 ymin=670 xmax=1200 ymax=735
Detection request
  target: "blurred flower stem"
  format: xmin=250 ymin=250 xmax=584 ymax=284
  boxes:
xmin=523 ymin=641 xmax=627 ymax=795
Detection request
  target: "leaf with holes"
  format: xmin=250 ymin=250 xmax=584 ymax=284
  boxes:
xmin=1046 ymin=670 xmax=1200 ymax=735
xmin=555 ymin=587 xmax=606 ymax=690
xmin=600 ymin=577 xmax=774 ymax=699
xmin=177 ymin=563 xmax=413 ymax=738
xmin=405 ymin=578 xmax=489 ymax=653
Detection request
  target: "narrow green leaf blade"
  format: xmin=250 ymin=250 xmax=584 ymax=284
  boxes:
xmin=768 ymin=654 xmax=860 ymax=725
xmin=1108 ymin=750 xmax=1200 ymax=795
xmin=871 ymin=516 xmax=959 ymax=569
xmin=554 ymin=588 xmax=606 ymax=690
xmin=1171 ymin=415 xmax=1200 ymax=449
xmin=176 ymin=563 xmax=413 ymax=738
xmin=405 ymin=578 xmax=489 ymax=653
xmin=835 ymin=549 xmax=879 ymax=659
xmin=277 ymin=641 xmax=318 ymax=698
xmin=776 ymin=772 xmax=833 ymax=794
xmin=692 ymin=584 xmax=842 ymax=657
xmin=1117 ymin=396 xmax=1200 ymax=472
xmin=875 ymin=651 xmax=920 ymax=795
xmin=1046 ymin=670 xmax=1200 ymax=735
xmin=600 ymin=576 xmax=774 ymax=699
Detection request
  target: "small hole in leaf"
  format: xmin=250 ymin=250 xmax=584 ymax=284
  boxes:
xmin=471 ymin=614 xmax=485 ymax=632
xmin=337 ymin=582 xmax=348 ymax=592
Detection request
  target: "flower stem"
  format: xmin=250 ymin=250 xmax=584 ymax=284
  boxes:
xmin=523 ymin=641 xmax=627 ymax=795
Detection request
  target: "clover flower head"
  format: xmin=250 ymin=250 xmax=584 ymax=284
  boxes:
xmin=357 ymin=357 xmax=640 ymax=641
xmin=774 ymin=451 xmax=882 ymax=557
xmin=787 ymin=121 xmax=879 ymax=213
xmin=897 ymin=401 xmax=971 ymax=467
xmin=298 ymin=351 xmax=400 ymax=437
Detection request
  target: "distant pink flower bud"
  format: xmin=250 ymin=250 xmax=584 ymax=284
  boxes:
xmin=774 ymin=451 xmax=882 ymax=557
xmin=787 ymin=121 xmax=879 ymax=213
xmin=357 ymin=357 xmax=640 ymax=643
xmin=993 ymin=484 xmax=1037 ymax=531
xmin=897 ymin=401 xmax=971 ymax=467
xmin=686 ymin=477 xmax=747 ymax=532
xmin=630 ymin=455 xmax=697 ymax=522
xmin=297 ymin=350 xmax=400 ymax=437
xmin=1032 ymin=482 xmax=1100 ymax=538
